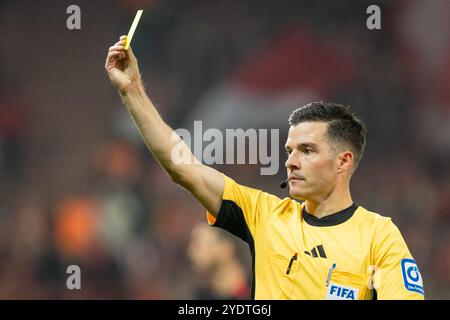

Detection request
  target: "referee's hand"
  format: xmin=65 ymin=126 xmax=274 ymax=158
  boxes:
xmin=105 ymin=35 xmax=142 ymax=94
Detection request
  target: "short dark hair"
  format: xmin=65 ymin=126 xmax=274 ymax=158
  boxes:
xmin=288 ymin=102 xmax=367 ymax=170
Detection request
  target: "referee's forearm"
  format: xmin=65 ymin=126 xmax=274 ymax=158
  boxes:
xmin=119 ymin=85 xmax=200 ymax=181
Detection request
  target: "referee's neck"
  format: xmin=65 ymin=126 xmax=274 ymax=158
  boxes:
xmin=304 ymin=189 xmax=353 ymax=219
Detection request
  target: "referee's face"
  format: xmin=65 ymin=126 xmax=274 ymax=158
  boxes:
xmin=285 ymin=122 xmax=338 ymax=201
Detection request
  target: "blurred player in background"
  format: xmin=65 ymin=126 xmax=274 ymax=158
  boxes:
xmin=187 ymin=223 xmax=249 ymax=299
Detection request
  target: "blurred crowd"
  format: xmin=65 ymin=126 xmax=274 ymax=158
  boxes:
xmin=0 ymin=0 xmax=449 ymax=299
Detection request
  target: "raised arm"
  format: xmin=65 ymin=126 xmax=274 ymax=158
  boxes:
xmin=104 ymin=36 xmax=224 ymax=216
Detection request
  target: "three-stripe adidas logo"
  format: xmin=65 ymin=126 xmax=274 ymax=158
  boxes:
xmin=304 ymin=244 xmax=327 ymax=258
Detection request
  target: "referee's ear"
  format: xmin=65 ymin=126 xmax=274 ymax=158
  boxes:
xmin=336 ymin=150 xmax=353 ymax=174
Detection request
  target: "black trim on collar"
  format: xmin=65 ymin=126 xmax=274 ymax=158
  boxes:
xmin=302 ymin=203 xmax=357 ymax=227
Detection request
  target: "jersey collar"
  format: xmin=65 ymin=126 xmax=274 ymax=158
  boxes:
xmin=302 ymin=203 xmax=357 ymax=227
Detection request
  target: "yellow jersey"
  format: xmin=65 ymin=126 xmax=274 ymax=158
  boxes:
xmin=207 ymin=174 xmax=425 ymax=300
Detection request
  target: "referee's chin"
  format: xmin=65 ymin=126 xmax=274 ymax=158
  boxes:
xmin=289 ymin=189 xmax=307 ymax=201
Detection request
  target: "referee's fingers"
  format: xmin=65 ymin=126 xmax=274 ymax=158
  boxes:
xmin=114 ymin=40 xmax=126 ymax=47
xmin=125 ymin=45 xmax=138 ymax=65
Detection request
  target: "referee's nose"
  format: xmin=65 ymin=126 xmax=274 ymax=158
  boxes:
xmin=285 ymin=151 xmax=300 ymax=171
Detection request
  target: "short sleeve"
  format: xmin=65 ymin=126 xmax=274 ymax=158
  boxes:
xmin=206 ymin=174 xmax=283 ymax=243
xmin=372 ymin=218 xmax=425 ymax=300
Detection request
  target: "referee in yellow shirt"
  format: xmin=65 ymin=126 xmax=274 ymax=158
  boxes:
xmin=105 ymin=37 xmax=424 ymax=300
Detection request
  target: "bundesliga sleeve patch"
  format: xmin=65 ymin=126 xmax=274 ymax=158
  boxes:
xmin=401 ymin=258 xmax=424 ymax=295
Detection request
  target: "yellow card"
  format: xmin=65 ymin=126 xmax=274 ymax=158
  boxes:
xmin=125 ymin=10 xmax=143 ymax=50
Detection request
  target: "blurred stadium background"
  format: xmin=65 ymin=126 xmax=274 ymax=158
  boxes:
xmin=0 ymin=0 xmax=449 ymax=299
